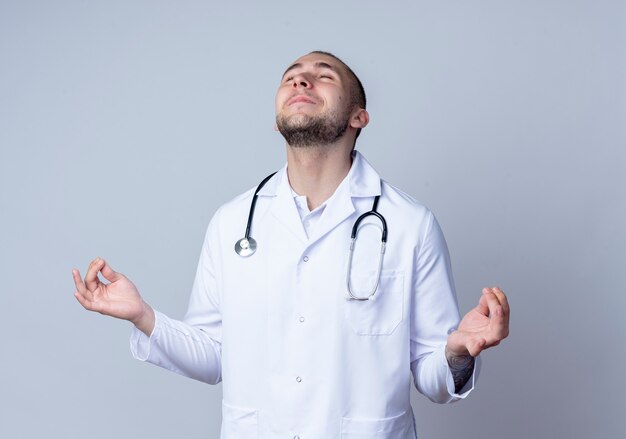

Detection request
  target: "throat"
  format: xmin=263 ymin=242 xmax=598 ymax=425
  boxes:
xmin=286 ymin=146 xmax=353 ymax=211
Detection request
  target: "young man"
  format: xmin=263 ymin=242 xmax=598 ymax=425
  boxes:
xmin=74 ymin=51 xmax=509 ymax=438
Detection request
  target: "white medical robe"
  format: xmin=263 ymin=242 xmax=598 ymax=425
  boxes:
xmin=131 ymin=151 xmax=478 ymax=438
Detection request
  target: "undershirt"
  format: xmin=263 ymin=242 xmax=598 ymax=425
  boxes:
xmin=290 ymin=187 xmax=326 ymax=239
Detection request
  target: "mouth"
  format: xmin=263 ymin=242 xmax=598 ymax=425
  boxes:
xmin=287 ymin=94 xmax=317 ymax=106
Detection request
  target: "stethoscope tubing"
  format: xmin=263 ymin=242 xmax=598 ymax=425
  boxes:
xmin=236 ymin=173 xmax=388 ymax=300
xmin=346 ymin=195 xmax=387 ymax=300
xmin=244 ymin=172 xmax=277 ymax=240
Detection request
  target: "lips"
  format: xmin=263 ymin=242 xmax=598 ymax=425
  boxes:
xmin=287 ymin=94 xmax=317 ymax=106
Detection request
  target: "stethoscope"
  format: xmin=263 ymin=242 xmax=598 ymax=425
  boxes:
xmin=235 ymin=173 xmax=388 ymax=301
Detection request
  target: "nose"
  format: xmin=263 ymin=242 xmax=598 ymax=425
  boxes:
xmin=291 ymin=74 xmax=310 ymax=89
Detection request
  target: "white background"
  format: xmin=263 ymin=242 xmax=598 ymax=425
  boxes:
xmin=1 ymin=1 xmax=624 ymax=438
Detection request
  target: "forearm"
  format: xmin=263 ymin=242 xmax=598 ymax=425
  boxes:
xmin=445 ymin=346 xmax=475 ymax=393
xmin=411 ymin=344 xmax=478 ymax=403
xmin=130 ymin=310 xmax=222 ymax=384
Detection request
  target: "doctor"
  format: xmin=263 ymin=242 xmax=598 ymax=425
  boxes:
xmin=73 ymin=51 xmax=510 ymax=438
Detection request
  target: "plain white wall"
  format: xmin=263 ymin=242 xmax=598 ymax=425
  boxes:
xmin=1 ymin=1 xmax=624 ymax=438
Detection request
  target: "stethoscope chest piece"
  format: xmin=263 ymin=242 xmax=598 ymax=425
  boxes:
xmin=235 ymin=237 xmax=257 ymax=257
xmin=234 ymin=171 xmax=277 ymax=258
xmin=234 ymin=172 xmax=388 ymax=303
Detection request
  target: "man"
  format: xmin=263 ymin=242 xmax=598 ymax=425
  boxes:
xmin=73 ymin=51 xmax=509 ymax=438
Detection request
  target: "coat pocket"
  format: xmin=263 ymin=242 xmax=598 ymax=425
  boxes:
xmin=345 ymin=271 xmax=404 ymax=335
xmin=221 ymin=401 xmax=258 ymax=439
xmin=341 ymin=409 xmax=415 ymax=438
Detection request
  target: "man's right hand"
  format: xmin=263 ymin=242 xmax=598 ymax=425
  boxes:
xmin=73 ymin=257 xmax=155 ymax=336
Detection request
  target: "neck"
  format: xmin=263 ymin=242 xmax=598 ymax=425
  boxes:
xmin=285 ymin=142 xmax=353 ymax=211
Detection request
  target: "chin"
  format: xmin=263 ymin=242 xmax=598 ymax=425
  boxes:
xmin=283 ymin=113 xmax=312 ymax=125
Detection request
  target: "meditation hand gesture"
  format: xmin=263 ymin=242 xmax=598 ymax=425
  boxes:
xmin=447 ymin=287 xmax=510 ymax=358
xmin=73 ymin=257 xmax=154 ymax=335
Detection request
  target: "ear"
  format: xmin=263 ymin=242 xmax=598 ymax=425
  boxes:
xmin=274 ymin=122 xmax=279 ymax=131
xmin=349 ymin=108 xmax=369 ymax=130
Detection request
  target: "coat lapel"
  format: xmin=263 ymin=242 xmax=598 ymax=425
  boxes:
xmin=308 ymin=151 xmax=382 ymax=245
xmin=307 ymin=178 xmax=355 ymax=244
xmin=256 ymin=151 xmax=382 ymax=247
xmin=263 ymin=169 xmax=309 ymax=244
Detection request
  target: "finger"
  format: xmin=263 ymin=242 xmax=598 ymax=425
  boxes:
xmin=483 ymin=290 xmax=503 ymax=319
xmin=475 ymin=292 xmax=490 ymax=316
xmin=493 ymin=288 xmax=510 ymax=334
xmin=74 ymin=291 xmax=105 ymax=314
xmin=74 ymin=290 xmax=91 ymax=308
xmin=74 ymin=290 xmax=93 ymax=310
xmin=481 ymin=291 xmax=509 ymax=340
xmin=73 ymin=268 xmax=95 ymax=301
xmin=84 ymin=257 xmax=104 ymax=291
xmin=486 ymin=287 xmax=510 ymax=331
xmin=485 ymin=299 xmax=509 ymax=342
xmin=72 ymin=268 xmax=87 ymax=294
xmin=100 ymin=259 xmax=123 ymax=283
xmin=490 ymin=287 xmax=510 ymax=315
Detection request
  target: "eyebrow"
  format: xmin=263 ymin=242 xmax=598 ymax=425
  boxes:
xmin=282 ymin=61 xmax=337 ymax=79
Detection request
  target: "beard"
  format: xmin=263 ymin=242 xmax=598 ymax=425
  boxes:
xmin=276 ymin=106 xmax=350 ymax=148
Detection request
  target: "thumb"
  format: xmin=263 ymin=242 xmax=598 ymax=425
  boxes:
xmin=467 ymin=338 xmax=486 ymax=357
xmin=100 ymin=259 xmax=123 ymax=283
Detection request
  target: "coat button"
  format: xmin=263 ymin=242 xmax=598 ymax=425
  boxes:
xmin=296 ymin=376 xmax=302 ymax=383
xmin=299 ymin=316 xmax=305 ymax=323
xmin=303 ymin=256 xmax=309 ymax=262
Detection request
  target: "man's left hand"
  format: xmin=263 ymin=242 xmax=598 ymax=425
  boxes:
xmin=447 ymin=287 xmax=510 ymax=357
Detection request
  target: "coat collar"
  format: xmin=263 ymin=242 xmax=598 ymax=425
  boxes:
xmin=255 ymin=151 xmax=382 ymax=245
xmin=256 ymin=150 xmax=382 ymax=198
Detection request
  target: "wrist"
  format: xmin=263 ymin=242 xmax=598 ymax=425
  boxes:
xmin=445 ymin=345 xmax=470 ymax=361
xmin=445 ymin=345 xmax=474 ymax=362
xmin=445 ymin=333 xmax=471 ymax=358
xmin=132 ymin=302 xmax=155 ymax=336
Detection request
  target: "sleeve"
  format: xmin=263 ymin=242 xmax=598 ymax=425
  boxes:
xmin=129 ymin=212 xmax=224 ymax=385
xmin=409 ymin=211 xmax=481 ymax=403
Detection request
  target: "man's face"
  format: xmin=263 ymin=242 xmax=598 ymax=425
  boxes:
xmin=275 ymin=53 xmax=354 ymax=147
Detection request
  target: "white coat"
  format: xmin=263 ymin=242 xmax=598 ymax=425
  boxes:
xmin=131 ymin=151 xmax=478 ymax=439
